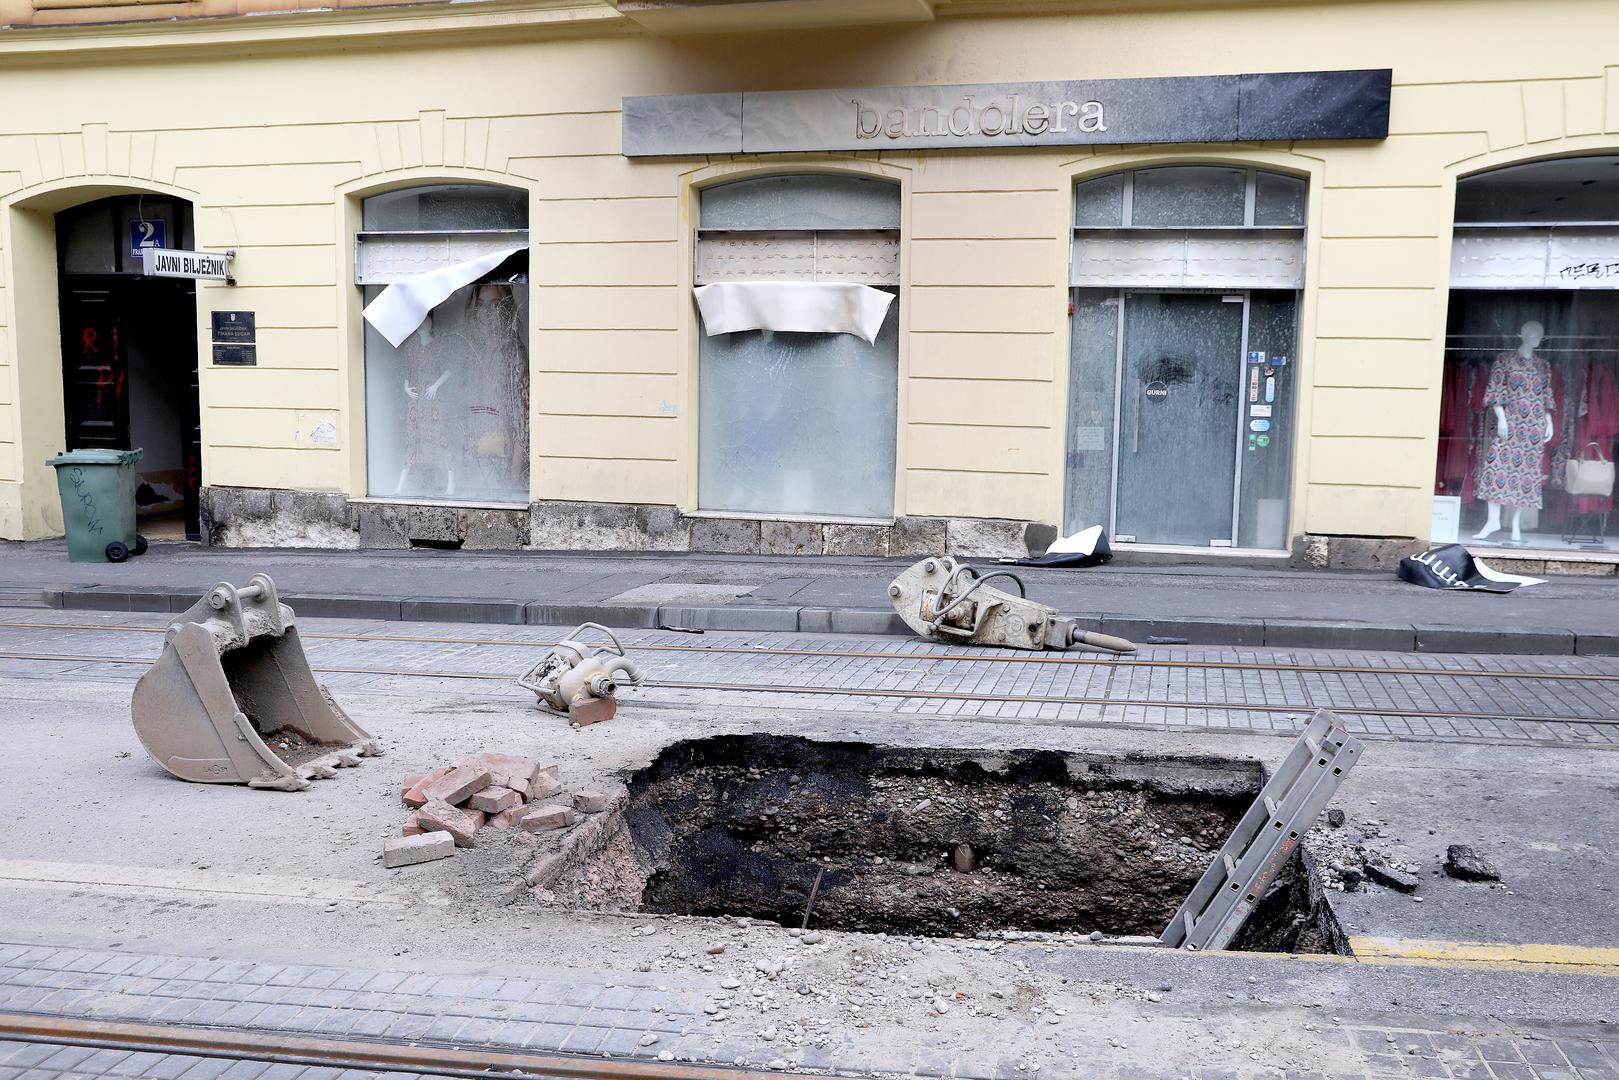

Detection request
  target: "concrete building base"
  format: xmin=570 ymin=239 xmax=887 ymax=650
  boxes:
xmin=199 ymin=488 xmax=1619 ymax=575
xmin=200 ymin=488 xmax=1050 ymax=558
xmin=1289 ymin=534 xmax=1426 ymax=571
xmin=202 ymin=487 xmax=530 ymax=552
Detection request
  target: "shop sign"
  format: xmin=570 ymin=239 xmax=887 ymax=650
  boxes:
xmin=143 ymin=248 xmax=231 ymax=281
xmin=1144 ymin=381 xmax=1168 ymax=403
xmin=623 ymin=69 xmax=1391 ymax=157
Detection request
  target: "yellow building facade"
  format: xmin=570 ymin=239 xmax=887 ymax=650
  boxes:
xmin=4 ymin=0 xmax=1619 ymax=567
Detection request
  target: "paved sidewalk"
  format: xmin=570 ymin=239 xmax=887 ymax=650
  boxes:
xmin=2 ymin=938 xmax=1618 ymax=1080
xmin=2 ymin=540 xmax=1617 ymax=656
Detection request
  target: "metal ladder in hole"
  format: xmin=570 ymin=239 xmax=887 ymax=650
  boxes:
xmin=1160 ymin=708 xmax=1363 ymax=951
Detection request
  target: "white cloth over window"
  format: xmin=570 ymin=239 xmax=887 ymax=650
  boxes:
xmin=694 ymin=281 xmax=895 ymax=346
xmin=363 ymin=246 xmax=525 ymax=347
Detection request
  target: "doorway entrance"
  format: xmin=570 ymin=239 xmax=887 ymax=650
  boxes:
xmin=1064 ymin=165 xmax=1308 ymax=552
xmin=55 ymin=196 xmax=201 ymax=540
xmin=1066 ymin=289 xmax=1297 ymax=549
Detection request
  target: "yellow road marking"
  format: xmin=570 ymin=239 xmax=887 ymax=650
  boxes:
xmin=1347 ymin=936 xmax=1619 ymax=976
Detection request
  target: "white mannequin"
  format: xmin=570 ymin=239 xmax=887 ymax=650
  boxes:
xmin=395 ymin=315 xmax=457 ymax=496
xmin=1472 ymin=320 xmax=1554 ymax=544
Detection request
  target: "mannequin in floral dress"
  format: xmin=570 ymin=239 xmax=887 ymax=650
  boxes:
xmin=1472 ymin=321 xmax=1556 ymax=544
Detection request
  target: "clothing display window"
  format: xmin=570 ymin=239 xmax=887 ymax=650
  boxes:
xmin=694 ymin=174 xmax=900 ymax=520
xmin=1437 ymin=294 xmax=1619 ymax=549
xmin=1437 ymin=156 xmax=1619 ymax=552
xmin=358 ymin=185 xmax=530 ymax=504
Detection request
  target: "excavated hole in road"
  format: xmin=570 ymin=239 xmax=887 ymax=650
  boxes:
xmin=616 ymin=734 xmax=1348 ymax=954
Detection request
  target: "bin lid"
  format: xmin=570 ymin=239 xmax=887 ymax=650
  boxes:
xmin=45 ymin=447 xmax=144 ymax=467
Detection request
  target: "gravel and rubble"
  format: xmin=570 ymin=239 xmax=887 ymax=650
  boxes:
xmin=1445 ymin=844 xmax=1503 ymax=882
xmin=1305 ymin=812 xmax=1511 ymax=902
xmin=1305 ymin=813 xmax=1424 ymax=894
xmin=564 ymin=911 xmax=1367 ymax=1075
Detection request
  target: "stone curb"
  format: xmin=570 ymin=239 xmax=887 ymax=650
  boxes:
xmin=8 ymin=584 xmax=1615 ymax=656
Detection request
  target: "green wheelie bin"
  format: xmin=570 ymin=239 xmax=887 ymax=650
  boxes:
xmin=45 ymin=448 xmax=150 ymax=563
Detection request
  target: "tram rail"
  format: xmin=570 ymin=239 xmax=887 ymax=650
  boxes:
xmin=0 ymin=647 xmax=1614 ymax=728
xmin=2 ymin=620 xmax=1616 ymax=685
xmin=0 ymin=1011 xmax=781 ymax=1080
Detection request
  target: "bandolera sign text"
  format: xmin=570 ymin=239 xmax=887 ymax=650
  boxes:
xmin=622 ymin=70 xmax=1391 ymax=157
xmin=854 ymin=93 xmax=1108 ymax=142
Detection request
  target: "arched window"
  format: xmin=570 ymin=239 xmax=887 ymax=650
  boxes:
xmin=1065 ymin=166 xmax=1307 ymax=550
xmin=694 ymin=174 xmax=900 ymax=519
xmin=357 ymin=184 xmax=529 ymax=504
xmin=1438 ymin=156 xmax=1619 ymax=552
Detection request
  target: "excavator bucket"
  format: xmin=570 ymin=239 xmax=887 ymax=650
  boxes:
xmin=131 ymin=574 xmax=382 ymax=791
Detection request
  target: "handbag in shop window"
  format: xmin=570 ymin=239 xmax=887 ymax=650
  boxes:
xmin=1564 ymin=441 xmax=1616 ymax=497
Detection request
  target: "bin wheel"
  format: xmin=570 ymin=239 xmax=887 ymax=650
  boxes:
xmin=133 ymin=535 xmax=149 ymax=556
xmin=105 ymin=541 xmax=130 ymax=563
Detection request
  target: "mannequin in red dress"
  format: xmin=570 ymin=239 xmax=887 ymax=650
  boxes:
xmin=1473 ymin=321 xmax=1556 ymax=544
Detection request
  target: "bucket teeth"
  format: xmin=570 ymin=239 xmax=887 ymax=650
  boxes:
xmin=249 ymin=774 xmax=313 ymax=793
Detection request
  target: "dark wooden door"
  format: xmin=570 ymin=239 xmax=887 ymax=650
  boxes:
xmin=59 ymin=279 xmax=130 ymax=453
xmin=58 ymin=275 xmax=201 ymax=539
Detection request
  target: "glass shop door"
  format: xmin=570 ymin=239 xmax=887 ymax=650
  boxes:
xmin=1113 ymin=292 xmax=1245 ymax=546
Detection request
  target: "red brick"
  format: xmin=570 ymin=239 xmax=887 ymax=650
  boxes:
xmin=383 ymin=832 xmax=454 ymax=868
xmin=402 ymin=765 xmax=453 ymax=808
xmin=402 ymin=811 xmax=427 ymax=837
xmin=463 ymin=752 xmax=539 ymax=785
xmin=518 ymin=805 xmax=577 ymax=832
xmin=486 ymin=806 xmax=524 ymax=830
xmin=573 ymin=790 xmax=610 ymax=814
xmin=467 ymin=787 xmax=523 ymax=814
xmin=419 ymin=766 xmax=492 ymax=808
xmin=416 ymin=801 xmax=485 ymax=847
xmin=528 ymin=773 xmax=564 ymax=800
xmin=568 ymin=696 xmax=617 ymax=726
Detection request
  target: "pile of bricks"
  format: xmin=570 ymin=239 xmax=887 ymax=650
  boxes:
xmin=382 ymin=751 xmax=610 ymax=868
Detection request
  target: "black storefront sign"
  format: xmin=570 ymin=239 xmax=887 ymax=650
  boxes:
xmin=623 ymin=69 xmax=1392 ymax=157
